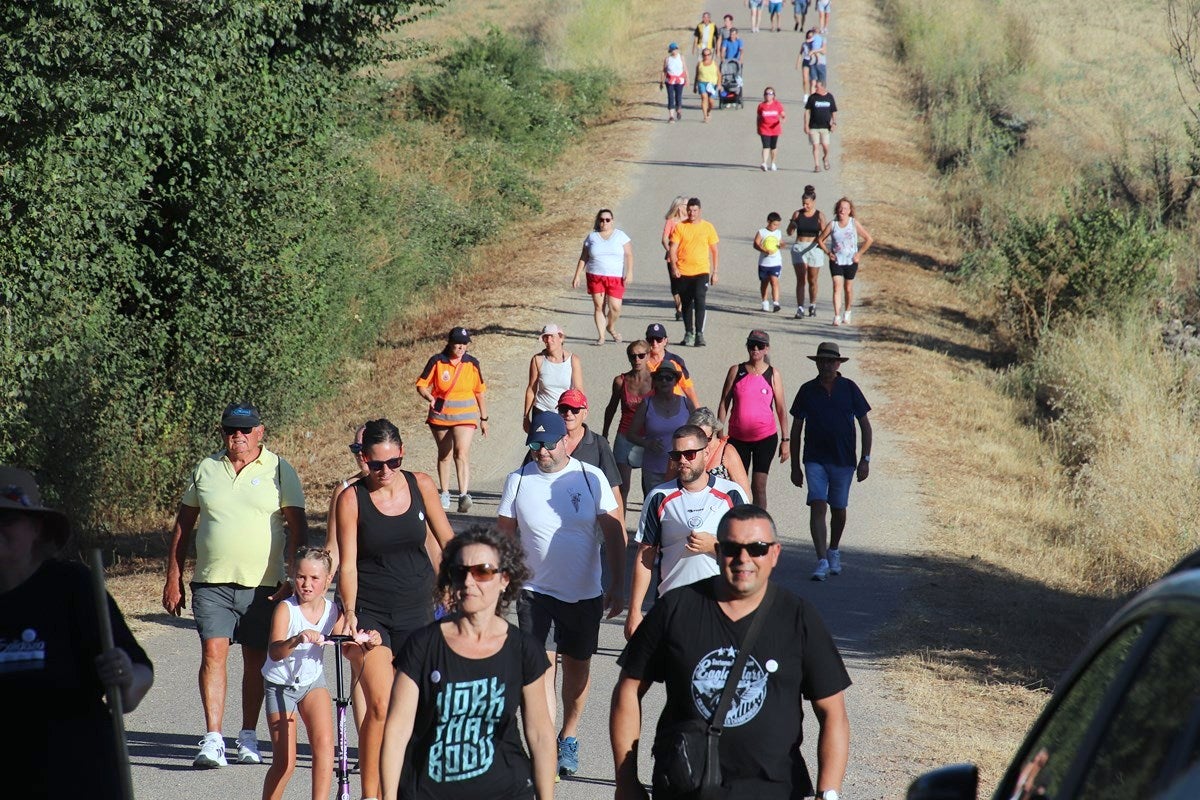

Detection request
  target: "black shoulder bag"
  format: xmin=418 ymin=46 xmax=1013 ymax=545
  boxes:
xmin=651 ymin=585 xmax=777 ymax=800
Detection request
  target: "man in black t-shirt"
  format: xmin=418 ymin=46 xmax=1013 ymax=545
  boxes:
xmin=804 ymin=80 xmax=838 ymax=172
xmin=611 ymin=504 xmax=850 ymax=800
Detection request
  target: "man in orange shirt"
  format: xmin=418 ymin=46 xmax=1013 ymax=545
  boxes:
xmin=668 ymin=197 xmax=720 ymax=347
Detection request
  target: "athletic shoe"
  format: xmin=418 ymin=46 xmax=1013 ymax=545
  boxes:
xmin=773 ymin=302 xmax=781 ymax=312
xmin=194 ymin=733 xmax=227 ymax=768
xmin=832 ymin=316 xmax=841 ymax=326
xmin=762 ymin=300 xmax=772 ymax=312
xmin=440 ymin=490 xmax=451 ymax=511
xmin=770 ymin=163 xmax=778 ymax=171
xmin=674 ymin=309 xmax=682 ymax=321
xmin=795 ymin=306 xmax=805 ymax=319
xmin=828 ymin=549 xmax=842 ymax=575
xmin=458 ymin=493 xmax=473 ymax=513
xmin=694 ymin=332 xmax=707 ymax=347
xmin=811 ymin=559 xmax=830 ymax=582
xmin=808 ymin=304 xmax=816 ymax=317
xmin=843 ymin=310 xmax=852 ymax=324
xmin=683 ymin=331 xmax=696 ymax=346
xmin=236 ymin=729 xmax=262 ymax=765
xmin=558 ymin=736 xmax=580 ymax=776
xmin=794 ymin=21 xmax=800 ymax=30
xmin=760 ymin=162 xmax=768 ymax=172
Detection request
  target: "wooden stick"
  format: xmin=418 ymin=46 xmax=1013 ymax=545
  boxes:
xmin=90 ymin=549 xmax=135 ymax=800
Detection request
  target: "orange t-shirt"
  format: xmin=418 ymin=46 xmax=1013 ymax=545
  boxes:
xmin=415 ymin=353 xmax=487 ymax=427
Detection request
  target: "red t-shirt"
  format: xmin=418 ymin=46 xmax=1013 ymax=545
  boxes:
xmin=757 ymin=100 xmax=785 ymax=135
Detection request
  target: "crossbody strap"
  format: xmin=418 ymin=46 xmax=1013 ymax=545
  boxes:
xmin=709 ymin=583 xmax=776 ymax=733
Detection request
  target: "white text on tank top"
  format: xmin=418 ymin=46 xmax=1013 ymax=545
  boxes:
xmin=534 ymin=355 xmax=573 ymax=411
xmin=830 ymin=217 xmax=858 ymax=265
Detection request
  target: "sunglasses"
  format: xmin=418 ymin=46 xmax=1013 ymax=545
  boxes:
xmin=599 ymin=217 xmax=613 ymax=222
xmin=348 ymin=443 xmax=363 ymax=454
xmin=630 ymin=352 xmax=648 ymax=359
xmin=222 ymin=426 xmax=254 ymax=436
xmin=765 ymin=91 xmax=775 ymax=95
xmin=528 ymin=438 xmax=562 ymax=452
xmin=654 ymin=373 xmax=679 ymax=382
xmin=558 ymin=405 xmax=585 ymax=416
xmin=449 ymin=563 xmax=502 ymax=583
xmin=747 ymin=342 xmax=768 ymax=350
xmin=648 ymin=337 xmax=665 ymax=343
xmin=667 ymin=448 xmax=705 ymax=462
xmin=366 ymin=457 xmax=402 ymax=472
xmin=718 ymin=541 xmax=776 ymax=558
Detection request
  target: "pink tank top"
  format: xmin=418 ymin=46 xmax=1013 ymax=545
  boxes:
xmin=727 ymin=365 xmax=778 ymax=441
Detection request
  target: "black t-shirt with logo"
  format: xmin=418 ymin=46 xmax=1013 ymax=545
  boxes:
xmin=618 ymin=578 xmax=851 ymax=800
xmin=804 ymin=91 xmax=838 ymax=129
xmin=395 ymin=620 xmax=550 ymax=800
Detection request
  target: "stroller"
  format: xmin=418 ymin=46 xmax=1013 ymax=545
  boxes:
xmin=719 ymin=59 xmax=743 ymax=108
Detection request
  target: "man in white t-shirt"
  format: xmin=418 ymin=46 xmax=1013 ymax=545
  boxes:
xmin=497 ymin=410 xmax=626 ymax=778
xmin=626 ymin=424 xmax=747 ymax=639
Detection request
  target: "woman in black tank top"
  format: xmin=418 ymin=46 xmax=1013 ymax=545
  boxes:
xmin=335 ymin=418 xmax=454 ymax=800
xmin=786 ymin=185 xmax=830 ymax=318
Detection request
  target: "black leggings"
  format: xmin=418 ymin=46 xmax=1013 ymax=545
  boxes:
xmin=678 ymin=274 xmax=710 ymax=333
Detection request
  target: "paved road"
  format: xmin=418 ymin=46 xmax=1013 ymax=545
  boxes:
xmin=125 ymin=2 xmax=925 ymax=797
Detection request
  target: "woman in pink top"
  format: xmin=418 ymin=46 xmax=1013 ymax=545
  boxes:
xmin=602 ymin=339 xmax=654 ymax=511
xmin=717 ymin=329 xmax=789 ymax=508
xmin=661 ymin=195 xmax=688 ymax=320
xmin=756 ymin=86 xmax=786 ymax=171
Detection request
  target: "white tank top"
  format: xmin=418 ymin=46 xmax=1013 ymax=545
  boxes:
xmin=830 ymin=217 xmax=859 ymax=265
xmin=261 ymin=596 xmax=336 ymax=686
xmin=534 ymin=354 xmax=573 ymax=411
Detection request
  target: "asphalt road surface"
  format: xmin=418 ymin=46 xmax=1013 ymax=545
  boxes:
xmin=126 ymin=3 xmax=925 ymax=797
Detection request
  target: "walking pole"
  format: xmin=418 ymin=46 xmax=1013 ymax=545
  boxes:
xmin=89 ymin=549 xmax=135 ymax=800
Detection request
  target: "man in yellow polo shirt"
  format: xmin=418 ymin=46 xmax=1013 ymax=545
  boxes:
xmin=668 ymin=197 xmax=720 ymax=347
xmin=162 ymin=402 xmax=307 ymax=769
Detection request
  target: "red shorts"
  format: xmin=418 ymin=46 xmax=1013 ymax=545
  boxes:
xmin=586 ymin=273 xmax=626 ymax=298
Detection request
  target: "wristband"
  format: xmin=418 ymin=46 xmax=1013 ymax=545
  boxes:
xmin=781 ymin=438 xmax=790 ymax=442
xmin=480 ymin=417 xmax=489 ymax=422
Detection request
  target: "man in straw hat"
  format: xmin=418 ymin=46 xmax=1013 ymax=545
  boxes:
xmin=1 ymin=465 xmax=154 ymax=798
xmin=788 ymin=342 xmax=872 ymax=581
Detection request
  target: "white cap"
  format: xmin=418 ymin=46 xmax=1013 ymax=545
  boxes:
xmin=540 ymin=324 xmax=564 ymax=336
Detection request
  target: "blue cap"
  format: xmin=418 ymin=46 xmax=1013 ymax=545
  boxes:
xmin=668 ymin=42 xmax=679 ymax=51
xmin=526 ymin=411 xmax=567 ymax=446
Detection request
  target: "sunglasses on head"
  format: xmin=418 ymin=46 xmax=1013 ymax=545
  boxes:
xmin=718 ymin=541 xmax=775 ymax=558
xmin=222 ymin=426 xmax=254 ymax=436
xmin=528 ymin=438 xmax=562 ymax=452
xmin=366 ymin=457 xmax=402 ymax=472
xmin=348 ymin=442 xmax=363 ymax=454
xmin=558 ymin=405 xmax=585 ymax=416
xmin=449 ymin=563 xmax=502 ymax=583
xmin=667 ymin=448 xmax=704 ymax=462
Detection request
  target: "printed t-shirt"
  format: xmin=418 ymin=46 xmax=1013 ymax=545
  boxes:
xmin=583 ymin=229 xmax=632 ymax=278
xmin=182 ymin=445 xmax=306 ymax=587
xmin=497 ymin=459 xmax=618 ymax=602
xmin=757 ymin=100 xmax=785 ymax=136
xmin=789 ymin=374 xmax=871 ymax=467
xmin=416 ymin=354 xmax=487 ymax=427
xmin=636 ymin=475 xmax=747 ymax=595
xmin=395 ymin=622 xmax=549 ymax=800
xmin=521 ymin=425 xmax=621 ymax=490
xmin=805 ymin=92 xmax=837 ymax=129
xmin=670 ymin=219 xmax=720 ymax=277
xmin=618 ymin=578 xmax=851 ymax=800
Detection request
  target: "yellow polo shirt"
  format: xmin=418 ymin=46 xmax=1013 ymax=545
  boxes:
xmin=670 ymin=219 xmax=719 ymax=277
xmin=181 ymin=445 xmax=305 ymax=587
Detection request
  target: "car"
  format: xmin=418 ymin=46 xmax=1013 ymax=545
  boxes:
xmin=907 ymin=551 xmax=1200 ymax=800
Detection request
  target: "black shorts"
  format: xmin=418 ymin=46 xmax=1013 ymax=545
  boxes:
xmin=760 ymin=134 xmax=779 ymax=149
xmin=356 ymin=606 xmax=428 ymax=652
xmin=730 ymin=434 xmax=780 ymax=475
xmin=830 ymin=262 xmax=859 ymax=280
xmin=516 ymin=591 xmax=603 ymax=661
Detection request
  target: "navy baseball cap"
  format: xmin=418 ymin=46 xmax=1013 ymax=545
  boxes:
xmin=646 ymin=323 xmax=668 ymax=339
xmin=448 ymin=327 xmax=471 ymax=344
xmin=526 ymin=411 xmax=567 ymax=446
xmin=221 ymin=402 xmax=262 ymax=428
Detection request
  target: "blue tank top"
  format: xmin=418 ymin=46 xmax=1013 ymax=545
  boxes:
xmin=643 ymin=396 xmax=691 ymax=473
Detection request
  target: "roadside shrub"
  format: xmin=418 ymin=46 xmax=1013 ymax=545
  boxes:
xmin=961 ymin=198 xmax=1171 ymax=352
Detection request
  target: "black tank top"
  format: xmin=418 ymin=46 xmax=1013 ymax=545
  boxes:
xmin=353 ymin=472 xmax=434 ymax=621
xmin=792 ymin=209 xmax=822 ymax=238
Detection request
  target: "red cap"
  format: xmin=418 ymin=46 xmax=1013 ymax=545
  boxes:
xmin=558 ymin=388 xmax=588 ymax=409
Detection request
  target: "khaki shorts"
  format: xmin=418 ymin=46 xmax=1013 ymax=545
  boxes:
xmin=808 ymin=128 xmax=831 ymax=145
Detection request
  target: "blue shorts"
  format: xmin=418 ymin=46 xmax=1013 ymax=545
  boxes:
xmin=794 ymin=0 xmax=810 ymax=12
xmin=805 ymin=462 xmax=855 ymax=509
xmin=758 ymin=265 xmax=783 ymax=280
xmin=810 ymin=63 xmax=827 ymax=85
xmin=769 ymin=1 xmax=783 ymax=13
xmin=749 ymin=0 xmax=764 ymax=7
xmin=698 ymin=82 xmax=718 ymax=97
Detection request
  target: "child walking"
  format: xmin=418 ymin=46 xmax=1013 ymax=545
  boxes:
xmin=261 ymin=546 xmax=380 ymax=800
xmin=754 ymin=212 xmax=785 ymax=312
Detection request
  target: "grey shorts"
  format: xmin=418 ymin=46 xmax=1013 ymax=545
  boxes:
xmin=190 ymin=582 xmax=277 ymax=648
xmin=264 ymin=674 xmax=328 ymax=715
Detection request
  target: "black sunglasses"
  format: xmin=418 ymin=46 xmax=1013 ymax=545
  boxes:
xmin=747 ymin=342 xmax=768 ymax=350
xmin=630 ymin=352 xmax=648 ymax=359
xmin=599 ymin=217 xmax=613 ymax=222
xmin=366 ymin=457 xmax=402 ymax=472
xmin=648 ymin=336 xmax=666 ymax=343
xmin=348 ymin=443 xmax=363 ymax=454
xmin=558 ymin=405 xmax=585 ymax=416
xmin=718 ymin=541 xmax=776 ymax=558
xmin=528 ymin=438 xmax=562 ymax=452
xmin=654 ymin=372 xmax=678 ymax=381
xmin=667 ymin=448 xmax=704 ymax=462
xmin=449 ymin=563 xmax=502 ymax=584
xmin=222 ymin=426 xmax=254 ymax=436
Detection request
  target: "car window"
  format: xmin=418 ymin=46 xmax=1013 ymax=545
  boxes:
xmin=1075 ymin=615 xmax=1200 ymax=798
xmin=999 ymin=621 xmax=1145 ymax=800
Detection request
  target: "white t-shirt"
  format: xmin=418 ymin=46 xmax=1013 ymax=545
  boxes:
xmin=636 ymin=475 xmax=747 ymax=595
xmin=582 ymin=229 xmax=632 ymax=278
xmin=757 ymin=227 xmax=784 ymax=268
xmin=498 ymin=459 xmax=619 ymax=602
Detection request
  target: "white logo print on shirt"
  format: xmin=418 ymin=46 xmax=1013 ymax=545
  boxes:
xmin=690 ymin=646 xmax=769 ymax=726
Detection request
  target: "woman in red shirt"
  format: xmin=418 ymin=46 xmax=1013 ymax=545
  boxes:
xmin=756 ymin=86 xmax=787 ymax=171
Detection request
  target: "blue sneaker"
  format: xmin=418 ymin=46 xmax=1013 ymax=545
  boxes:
xmin=557 ymin=736 xmax=579 ymax=776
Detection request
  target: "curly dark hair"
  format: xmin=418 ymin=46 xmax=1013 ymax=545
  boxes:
xmin=435 ymin=524 xmax=530 ymax=616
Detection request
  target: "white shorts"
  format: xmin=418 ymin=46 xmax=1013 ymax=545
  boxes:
xmin=791 ymin=242 xmax=827 ymax=268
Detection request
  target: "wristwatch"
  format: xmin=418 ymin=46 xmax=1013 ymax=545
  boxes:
xmin=819 ymin=790 xmax=840 ymax=800
xmin=861 ymin=454 xmax=871 ymax=463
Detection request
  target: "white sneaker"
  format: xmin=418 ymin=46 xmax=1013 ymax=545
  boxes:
xmin=828 ymin=549 xmax=842 ymax=575
xmin=458 ymin=493 xmax=473 ymax=513
xmin=833 ymin=314 xmax=842 ymax=326
xmin=843 ymin=310 xmax=852 ymax=324
xmin=760 ymin=163 xmax=768 ymax=172
xmin=440 ymin=490 xmax=451 ymax=510
xmin=194 ymin=733 xmax=227 ymax=768
xmin=770 ymin=163 xmax=778 ymax=171
xmin=236 ymin=729 xmax=262 ymax=764
xmin=761 ymin=300 xmax=772 ymax=311
xmin=812 ymin=559 xmax=830 ymax=582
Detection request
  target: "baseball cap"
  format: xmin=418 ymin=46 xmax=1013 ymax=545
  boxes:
xmin=558 ymin=389 xmax=588 ymax=409
xmin=540 ymin=323 xmax=564 ymax=337
xmin=668 ymin=42 xmax=679 ymax=51
xmin=0 ymin=465 xmax=71 ymax=549
xmin=526 ymin=411 xmax=567 ymax=446
xmin=448 ymin=327 xmax=471 ymax=344
xmin=646 ymin=323 xmax=668 ymax=339
xmin=654 ymin=361 xmax=681 ymax=379
xmin=747 ymin=329 xmax=770 ymax=345
xmin=221 ymin=402 xmax=262 ymax=428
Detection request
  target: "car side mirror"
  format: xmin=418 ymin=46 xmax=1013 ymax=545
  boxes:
xmin=906 ymin=763 xmax=979 ymax=800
